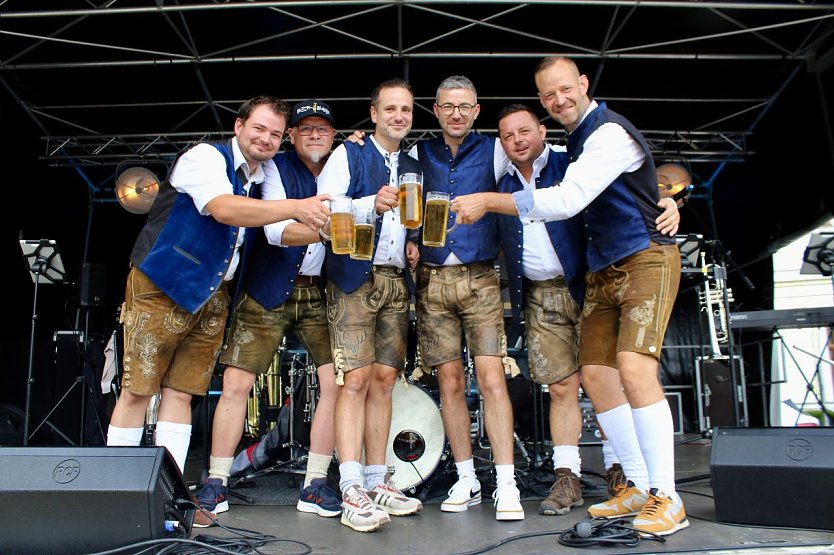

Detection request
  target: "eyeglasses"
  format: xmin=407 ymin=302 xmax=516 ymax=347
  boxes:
xmin=296 ymin=124 xmax=333 ymax=136
xmin=437 ymin=103 xmax=475 ymax=116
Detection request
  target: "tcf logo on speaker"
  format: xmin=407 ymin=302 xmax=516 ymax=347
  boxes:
xmin=53 ymin=459 xmax=81 ymax=483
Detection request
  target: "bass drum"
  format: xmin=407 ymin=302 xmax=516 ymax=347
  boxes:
xmin=387 ymin=381 xmax=446 ymax=491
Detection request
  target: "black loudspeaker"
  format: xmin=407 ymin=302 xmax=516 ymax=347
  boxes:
xmin=80 ymin=262 xmax=107 ymax=307
xmin=0 ymin=447 xmax=194 ymax=554
xmin=696 ymin=357 xmax=747 ymax=433
xmin=710 ymin=427 xmax=834 ymax=530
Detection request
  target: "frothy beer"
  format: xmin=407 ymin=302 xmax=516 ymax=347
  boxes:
xmin=351 ymin=224 xmax=375 ymax=261
xmin=330 ymin=212 xmax=355 ymax=255
xmin=423 ymin=198 xmax=450 ymax=247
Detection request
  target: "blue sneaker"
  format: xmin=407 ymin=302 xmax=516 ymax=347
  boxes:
xmin=297 ymin=478 xmax=342 ymax=517
xmin=196 ymin=478 xmax=229 ymax=514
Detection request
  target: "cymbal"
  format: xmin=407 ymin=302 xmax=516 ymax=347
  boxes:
xmin=656 ymin=163 xmax=692 ymax=199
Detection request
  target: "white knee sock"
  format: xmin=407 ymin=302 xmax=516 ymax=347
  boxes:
xmin=594 ymin=403 xmax=649 ymax=492
xmin=339 ymin=460 xmax=363 ymax=494
xmin=208 ymin=456 xmax=234 ymax=486
xmin=304 ymin=452 xmax=333 ymax=489
xmin=552 ymin=445 xmax=581 ymax=477
xmin=601 ymin=439 xmax=620 ymax=469
xmin=154 ymin=421 xmax=192 ymax=475
xmin=107 ymin=425 xmax=144 ymax=446
xmin=633 ymin=400 xmax=678 ymax=502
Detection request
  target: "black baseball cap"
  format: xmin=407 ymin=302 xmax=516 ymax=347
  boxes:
xmin=289 ymin=99 xmax=335 ymax=127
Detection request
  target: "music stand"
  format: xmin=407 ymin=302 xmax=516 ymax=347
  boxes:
xmin=19 ymin=239 xmax=68 ymax=446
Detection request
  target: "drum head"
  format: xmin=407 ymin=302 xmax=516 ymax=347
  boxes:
xmin=387 ymin=381 xmax=446 ymax=490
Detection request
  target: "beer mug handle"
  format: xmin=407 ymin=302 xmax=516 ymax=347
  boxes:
xmin=319 ymin=199 xmax=332 ymax=240
xmin=447 ymin=221 xmax=458 ymax=234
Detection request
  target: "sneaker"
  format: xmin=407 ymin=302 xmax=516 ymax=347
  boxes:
xmin=632 ymin=489 xmax=690 ymax=537
xmin=493 ymin=482 xmax=525 ymax=521
xmin=190 ymin=496 xmax=218 ymax=528
xmin=440 ymin=475 xmax=482 ymax=513
xmin=587 ymin=480 xmax=648 ymax=518
xmin=297 ymin=478 xmax=342 ymax=518
xmin=341 ymin=484 xmax=391 ymax=532
xmin=369 ymin=474 xmax=422 ymax=516
xmin=195 ymin=478 xmax=229 ymax=514
xmin=606 ymin=463 xmax=626 ymax=497
xmin=538 ymin=468 xmax=584 ymax=516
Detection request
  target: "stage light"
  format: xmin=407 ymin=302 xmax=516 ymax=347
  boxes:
xmin=656 ymin=162 xmax=692 ymax=201
xmin=115 ymin=164 xmax=160 ymax=214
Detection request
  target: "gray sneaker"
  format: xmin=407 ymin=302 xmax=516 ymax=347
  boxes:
xmin=369 ymin=474 xmax=422 ymax=516
xmin=340 ymin=484 xmax=391 ymax=532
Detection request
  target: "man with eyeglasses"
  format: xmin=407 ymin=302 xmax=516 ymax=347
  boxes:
xmin=317 ymin=79 xmax=423 ymax=533
xmin=196 ymin=100 xmax=342 ymax=523
xmin=406 ymin=75 xmax=526 ymax=521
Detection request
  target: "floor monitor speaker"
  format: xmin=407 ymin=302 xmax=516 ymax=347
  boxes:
xmin=0 ymin=446 xmax=194 ymax=554
xmin=710 ymin=426 xmax=834 ymax=530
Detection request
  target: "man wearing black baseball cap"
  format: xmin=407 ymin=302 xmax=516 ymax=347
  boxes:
xmin=196 ymin=99 xmax=341 ymax=523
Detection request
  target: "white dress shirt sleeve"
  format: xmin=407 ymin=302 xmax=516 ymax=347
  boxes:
xmin=169 ymin=143 xmax=236 ymax=216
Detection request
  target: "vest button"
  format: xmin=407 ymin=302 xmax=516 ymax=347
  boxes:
xmin=217 ymin=272 xmax=223 ymax=277
xmin=224 ymin=259 xmax=230 ymax=264
xmin=210 ymin=286 xmax=215 ymax=291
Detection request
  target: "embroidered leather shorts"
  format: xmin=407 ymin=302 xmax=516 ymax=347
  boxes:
xmin=218 ymin=286 xmax=333 ymax=373
xmin=415 ymin=262 xmax=508 ymax=367
xmin=326 ymin=266 xmax=410 ymax=375
xmin=523 ymin=277 xmax=581 ymax=385
xmin=578 ymin=242 xmax=681 ymax=368
xmin=120 ymin=267 xmax=228 ymax=396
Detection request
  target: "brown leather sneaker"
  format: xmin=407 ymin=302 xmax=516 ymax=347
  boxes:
xmin=606 ymin=463 xmax=626 ymax=497
xmin=538 ymin=468 xmax=583 ymax=516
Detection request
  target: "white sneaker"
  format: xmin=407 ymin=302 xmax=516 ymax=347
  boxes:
xmin=441 ymin=475 xmax=482 ymax=513
xmin=493 ymin=482 xmax=525 ymax=521
xmin=340 ymin=484 xmax=391 ymax=532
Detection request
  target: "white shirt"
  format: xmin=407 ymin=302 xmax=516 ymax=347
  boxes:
xmin=169 ymin=138 xmax=263 ymax=280
xmin=513 ymin=100 xmax=645 ymax=222
xmin=259 ymin=156 xmax=325 ymax=277
xmin=408 ymin=137 xmax=510 ymax=266
xmin=317 ymin=135 xmax=408 ymax=268
xmin=507 ymin=146 xmax=565 ymax=280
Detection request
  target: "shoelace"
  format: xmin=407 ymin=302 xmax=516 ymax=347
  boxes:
xmin=639 ymin=495 xmax=666 ymax=517
xmin=448 ymin=478 xmax=476 ymax=497
xmin=551 ymin=474 xmax=575 ymax=497
xmin=346 ymin=488 xmax=376 ymax=510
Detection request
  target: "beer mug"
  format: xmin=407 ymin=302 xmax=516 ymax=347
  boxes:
xmin=422 ymin=191 xmax=458 ymax=248
xmin=398 ymin=172 xmax=423 ymax=229
xmin=350 ymin=205 xmax=376 ymax=261
xmin=319 ymin=195 xmax=355 ymax=255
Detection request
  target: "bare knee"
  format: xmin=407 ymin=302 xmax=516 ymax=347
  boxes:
xmin=220 ymin=367 xmax=257 ymax=401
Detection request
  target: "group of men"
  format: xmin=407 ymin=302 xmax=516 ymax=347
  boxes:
xmin=105 ymin=56 xmax=689 ymax=537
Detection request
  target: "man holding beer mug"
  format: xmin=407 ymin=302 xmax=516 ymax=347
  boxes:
xmin=195 ymin=100 xmax=342 ymax=522
xmin=316 ymin=79 xmax=422 ymax=533
xmin=450 ymin=56 xmax=688 ymax=537
xmin=409 ymin=75 xmax=525 ymax=521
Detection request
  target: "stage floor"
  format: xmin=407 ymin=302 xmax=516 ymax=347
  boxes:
xmin=182 ymin=436 xmax=834 ymax=554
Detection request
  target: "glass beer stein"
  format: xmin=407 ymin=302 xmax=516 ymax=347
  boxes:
xmin=422 ymin=191 xmax=458 ymax=247
xmin=398 ymin=172 xmax=423 ymax=229
xmin=319 ymin=195 xmax=355 ymax=255
xmin=350 ymin=205 xmax=376 ymax=261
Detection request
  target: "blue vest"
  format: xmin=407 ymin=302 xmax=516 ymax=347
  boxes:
xmin=130 ymin=141 xmax=244 ymax=314
xmin=242 ymin=151 xmax=319 ymax=309
xmin=416 ymin=132 xmax=499 ymax=265
xmin=567 ymin=102 xmax=673 ymax=272
xmin=497 ymin=150 xmax=587 ymax=322
xmin=325 ymin=140 xmax=420 ymax=294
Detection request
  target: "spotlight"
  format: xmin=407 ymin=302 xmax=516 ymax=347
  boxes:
xmin=115 ymin=164 xmax=161 ymax=214
xmin=656 ymin=163 xmax=692 ymax=202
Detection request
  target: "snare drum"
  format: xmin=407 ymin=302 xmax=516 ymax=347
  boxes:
xmin=387 ymin=381 xmax=446 ymax=491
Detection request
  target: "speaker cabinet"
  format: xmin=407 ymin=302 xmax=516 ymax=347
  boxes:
xmin=0 ymin=447 xmax=194 ymax=554
xmin=80 ymin=262 xmax=107 ymax=308
xmin=695 ymin=357 xmax=747 ymax=433
xmin=710 ymin=427 xmax=834 ymax=530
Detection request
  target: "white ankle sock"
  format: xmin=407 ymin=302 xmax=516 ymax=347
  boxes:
xmin=363 ymin=464 xmax=387 ymax=490
xmin=208 ymin=456 xmax=233 ymax=486
xmin=595 ymin=403 xmax=649 ymax=491
xmin=339 ymin=461 xmax=363 ymax=494
xmin=495 ymin=464 xmax=515 ymax=486
xmin=455 ymin=458 xmax=477 ymax=481
xmin=552 ymin=445 xmax=581 ymax=477
xmin=304 ymin=452 xmax=333 ymax=489
xmin=106 ymin=425 xmax=143 ymax=446
xmin=154 ymin=421 xmax=192 ymax=475
xmin=633 ymin=400 xmax=678 ymax=502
